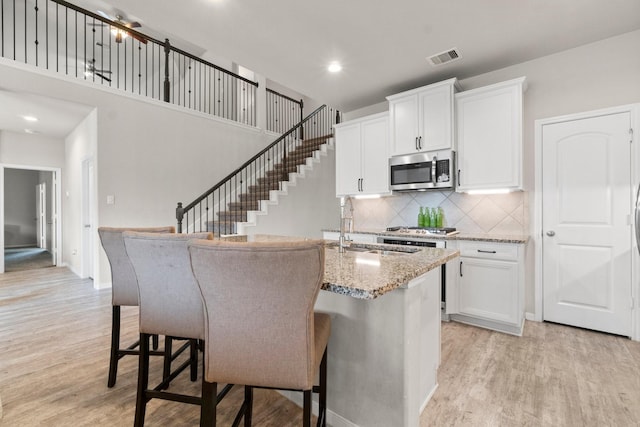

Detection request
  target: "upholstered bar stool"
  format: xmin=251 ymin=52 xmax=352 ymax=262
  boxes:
xmin=123 ymin=231 xmax=230 ymax=427
xmin=188 ymin=239 xmax=330 ymax=427
xmin=98 ymin=226 xmax=175 ymax=388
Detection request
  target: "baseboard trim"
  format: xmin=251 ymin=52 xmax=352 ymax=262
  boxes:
xmin=277 ymin=390 xmax=358 ymax=427
xmin=420 ymin=382 xmax=438 ymax=414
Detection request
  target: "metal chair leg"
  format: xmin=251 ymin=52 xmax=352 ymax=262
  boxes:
xmin=162 ymin=336 xmax=173 ymax=389
xmin=201 ymin=380 xmax=217 ymax=426
xmin=134 ymin=333 xmax=150 ymax=427
xmin=318 ymin=348 xmax=328 ymax=427
xmin=107 ymin=305 xmax=120 ymax=388
xmin=244 ymin=386 xmax=253 ymax=427
xmin=303 ymin=390 xmax=312 ymax=427
xmin=152 ymin=334 xmax=159 ymax=350
xmin=190 ymin=339 xmax=198 ymax=382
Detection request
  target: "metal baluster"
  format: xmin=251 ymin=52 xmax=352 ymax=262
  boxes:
xmin=73 ymin=9 xmax=77 ymax=77
xmin=162 ymin=40 xmax=169 ymax=102
xmin=34 ymin=0 xmax=38 ymax=66
xmin=23 ymin=0 xmax=26 ymax=62
xmin=45 ymin=0 xmax=48 ymax=68
xmin=144 ymin=41 xmax=147 ymax=96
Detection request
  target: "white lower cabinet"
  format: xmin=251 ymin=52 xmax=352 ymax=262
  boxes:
xmin=449 ymin=240 xmax=525 ymax=335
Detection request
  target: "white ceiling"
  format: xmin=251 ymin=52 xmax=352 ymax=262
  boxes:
xmin=67 ymin=0 xmax=640 ymax=112
xmin=0 ymin=90 xmax=94 ymax=139
xmin=2 ymin=0 xmax=639 ymax=139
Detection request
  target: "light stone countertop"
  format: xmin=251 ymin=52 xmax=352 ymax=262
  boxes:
xmin=220 ymin=234 xmax=459 ymax=300
xmin=323 ymin=228 xmax=529 ymax=244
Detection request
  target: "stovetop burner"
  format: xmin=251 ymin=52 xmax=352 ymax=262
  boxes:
xmin=386 ymin=226 xmax=459 ymax=236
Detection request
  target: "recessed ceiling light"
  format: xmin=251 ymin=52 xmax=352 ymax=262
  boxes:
xmin=328 ymin=62 xmax=342 ymax=73
xmin=22 ymin=115 xmax=38 ymax=122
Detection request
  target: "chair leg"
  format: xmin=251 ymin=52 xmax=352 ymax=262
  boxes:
xmin=318 ymin=348 xmax=328 ymax=427
xmin=162 ymin=336 xmax=173 ymax=389
xmin=107 ymin=305 xmax=121 ymax=388
xmin=201 ymin=380 xmax=217 ymax=426
xmin=303 ymin=390 xmax=312 ymax=427
xmin=244 ymin=386 xmax=253 ymax=427
xmin=152 ymin=334 xmax=159 ymax=350
xmin=190 ymin=339 xmax=198 ymax=382
xmin=134 ymin=333 xmax=150 ymax=427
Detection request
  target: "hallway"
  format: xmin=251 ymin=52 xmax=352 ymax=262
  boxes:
xmin=3 ymin=247 xmax=53 ymax=272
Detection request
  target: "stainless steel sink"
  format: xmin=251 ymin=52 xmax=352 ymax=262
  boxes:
xmin=328 ymin=245 xmax=417 ymax=256
xmin=367 ymin=249 xmax=415 ymax=256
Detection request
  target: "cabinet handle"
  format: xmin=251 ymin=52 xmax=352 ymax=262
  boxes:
xmin=415 ymin=137 xmax=419 ymax=151
xmin=460 ymin=260 xmax=463 ymax=277
xmin=418 ymin=136 xmax=422 ymax=150
xmin=457 ymin=169 xmax=461 ymax=185
xmin=477 ymin=250 xmax=497 ymax=254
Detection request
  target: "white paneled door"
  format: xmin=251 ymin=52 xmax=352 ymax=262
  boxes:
xmin=542 ymin=112 xmax=632 ymax=336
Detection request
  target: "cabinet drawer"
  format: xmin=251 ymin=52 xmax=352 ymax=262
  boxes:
xmin=458 ymin=241 xmax=519 ymax=261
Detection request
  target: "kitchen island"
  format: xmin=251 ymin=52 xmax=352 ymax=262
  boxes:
xmin=223 ymin=234 xmax=459 ymax=427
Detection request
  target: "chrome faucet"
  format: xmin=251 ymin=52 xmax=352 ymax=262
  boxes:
xmin=339 ymin=196 xmax=354 ymax=253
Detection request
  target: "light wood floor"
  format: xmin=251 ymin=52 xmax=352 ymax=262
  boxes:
xmin=2 ymin=267 xmax=640 ymax=426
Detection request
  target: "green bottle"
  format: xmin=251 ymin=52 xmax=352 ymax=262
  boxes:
xmin=424 ymin=207 xmax=431 ymax=227
xmin=436 ymin=207 xmax=443 ymax=228
xmin=429 ymin=207 xmax=436 ymax=228
xmin=418 ymin=207 xmax=425 ymax=227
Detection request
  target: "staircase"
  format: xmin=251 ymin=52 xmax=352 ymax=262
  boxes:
xmin=210 ymin=135 xmax=332 ymax=235
xmin=177 ymin=105 xmax=340 ymax=236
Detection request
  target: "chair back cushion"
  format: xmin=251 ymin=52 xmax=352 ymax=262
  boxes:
xmin=98 ymin=226 xmax=175 ymax=306
xmin=123 ymin=231 xmax=212 ymax=339
xmin=188 ymin=239 xmax=325 ymax=390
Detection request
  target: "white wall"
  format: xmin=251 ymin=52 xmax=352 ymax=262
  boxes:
xmin=64 ymin=109 xmax=97 ymax=278
xmin=457 ymin=29 xmax=640 ymax=316
xmin=0 ymin=130 xmax=66 ymax=168
xmin=344 ymin=29 xmax=640 ymax=316
xmin=0 ymin=59 xmax=275 ymax=286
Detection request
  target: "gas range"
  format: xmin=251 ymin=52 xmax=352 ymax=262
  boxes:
xmin=386 ymin=226 xmax=459 ymax=236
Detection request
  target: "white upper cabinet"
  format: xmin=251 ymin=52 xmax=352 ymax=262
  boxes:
xmin=455 ymin=77 xmax=526 ymax=192
xmin=387 ymin=78 xmax=460 ymax=156
xmin=335 ymin=112 xmax=390 ymax=197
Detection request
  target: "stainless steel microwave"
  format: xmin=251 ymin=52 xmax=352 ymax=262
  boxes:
xmin=389 ymin=150 xmax=455 ymax=191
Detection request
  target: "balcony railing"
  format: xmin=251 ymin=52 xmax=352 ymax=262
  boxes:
xmin=1 ymin=0 xmax=259 ymax=125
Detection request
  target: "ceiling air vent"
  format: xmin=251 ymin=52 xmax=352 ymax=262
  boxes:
xmin=427 ymin=48 xmax=460 ymax=66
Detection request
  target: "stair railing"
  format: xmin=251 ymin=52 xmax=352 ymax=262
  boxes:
xmin=266 ymin=88 xmax=303 ymax=136
xmin=176 ymin=105 xmax=341 ymax=235
xmin=1 ymin=0 xmax=258 ymax=125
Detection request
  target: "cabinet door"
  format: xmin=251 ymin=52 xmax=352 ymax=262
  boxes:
xmin=418 ymin=85 xmax=454 ymax=152
xmin=458 ymin=257 xmax=520 ymax=325
xmin=361 ymin=116 xmax=389 ymax=194
xmin=335 ymin=123 xmax=362 ymax=196
xmin=456 ymin=78 xmax=524 ymax=192
xmin=389 ymin=95 xmax=419 ymax=156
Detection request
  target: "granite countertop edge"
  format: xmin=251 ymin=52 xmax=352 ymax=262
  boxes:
xmin=321 ymin=242 xmax=460 ymax=300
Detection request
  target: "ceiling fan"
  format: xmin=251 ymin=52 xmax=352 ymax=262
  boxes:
xmin=89 ymin=10 xmax=148 ymax=44
xmin=84 ymin=59 xmax=112 ymax=82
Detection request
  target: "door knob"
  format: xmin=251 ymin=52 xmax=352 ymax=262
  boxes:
xmin=546 ymin=230 xmax=555 ymax=237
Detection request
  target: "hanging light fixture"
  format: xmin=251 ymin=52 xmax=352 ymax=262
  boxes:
xmin=111 ymin=27 xmax=129 ymax=43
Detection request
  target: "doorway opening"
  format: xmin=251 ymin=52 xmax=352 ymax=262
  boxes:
xmin=1 ymin=166 xmax=62 ymax=273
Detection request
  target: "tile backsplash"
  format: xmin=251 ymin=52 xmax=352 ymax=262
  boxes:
xmin=352 ymin=191 xmax=529 ymax=235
